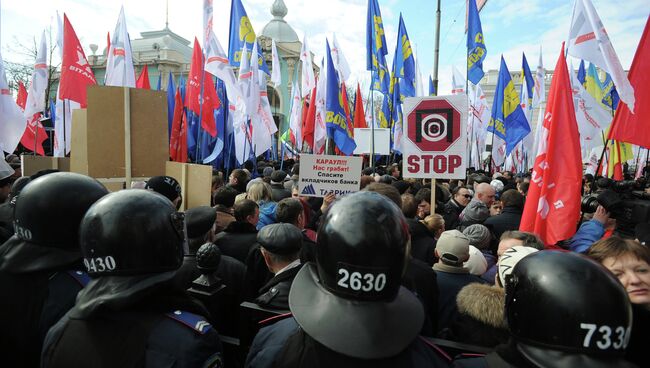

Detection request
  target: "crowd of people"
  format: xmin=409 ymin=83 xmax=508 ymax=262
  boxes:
xmin=0 ymin=154 xmax=649 ymax=367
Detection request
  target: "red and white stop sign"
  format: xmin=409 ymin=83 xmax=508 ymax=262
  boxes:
xmin=402 ymin=95 xmax=467 ymax=179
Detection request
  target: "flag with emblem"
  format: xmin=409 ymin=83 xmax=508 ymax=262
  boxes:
xmin=20 ymin=31 xmax=49 ymax=155
xmin=59 ymin=14 xmax=97 ymax=107
xmin=520 ymin=43 xmax=582 ymax=247
xmin=487 ymin=56 xmax=531 ymax=155
xmin=467 ymin=0 xmax=486 ymax=84
xmin=105 ymin=6 xmax=136 ymax=87
xmin=227 ymin=0 xmax=269 ymax=74
xmin=300 ymin=36 xmax=316 ymax=98
xmin=326 ymin=40 xmax=356 ymax=155
xmin=366 ymin=0 xmax=390 ymax=95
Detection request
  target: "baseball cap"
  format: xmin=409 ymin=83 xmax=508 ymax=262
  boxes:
xmin=436 ymin=230 xmax=470 ymax=266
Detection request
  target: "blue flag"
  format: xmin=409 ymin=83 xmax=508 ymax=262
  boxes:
xmin=156 ymin=73 xmax=162 ymax=91
xmin=366 ymin=0 xmax=389 ymax=94
xmin=429 ymin=76 xmax=436 ymax=96
xmin=228 ymin=0 xmax=269 ymax=74
xmin=467 ymin=0 xmax=486 ymax=84
xmin=395 ymin=14 xmax=415 ymax=82
xmin=166 ymin=72 xmax=175 ymax=139
xmin=487 ymin=56 xmax=531 ymax=155
xmin=203 ymin=78 xmax=228 ymax=166
xmin=521 ymin=53 xmax=534 ymax=109
xmin=325 ymin=40 xmax=356 ymax=155
xmin=577 ymin=60 xmax=586 ymax=87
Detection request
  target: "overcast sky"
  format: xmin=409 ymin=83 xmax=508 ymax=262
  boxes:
xmin=1 ymin=0 xmax=648 ymax=94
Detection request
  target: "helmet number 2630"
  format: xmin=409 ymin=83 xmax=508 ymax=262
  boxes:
xmin=337 ymin=268 xmax=386 ymax=293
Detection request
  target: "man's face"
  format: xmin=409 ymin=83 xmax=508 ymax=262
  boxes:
xmin=490 ymin=201 xmax=503 ymax=216
xmin=247 ymin=208 xmax=260 ymax=227
xmin=455 ymin=188 xmax=472 ymax=206
xmin=478 ymin=188 xmax=496 ymax=206
xmin=497 ymin=238 xmax=523 ymax=257
xmin=417 ymin=200 xmax=430 ymax=219
xmin=391 ymin=167 xmax=400 ymax=178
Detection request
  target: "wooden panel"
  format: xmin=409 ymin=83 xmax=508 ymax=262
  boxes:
xmin=166 ymin=161 xmax=212 ymax=211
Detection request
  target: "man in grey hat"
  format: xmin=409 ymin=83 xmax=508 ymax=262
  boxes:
xmin=269 ymin=170 xmax=291 ymax=202
xmin=433 ymin=230 xmax=486 ymax=333
xmin=458 ymin=183 xmax=495 ymax=229
xmin=254 ymin=223 xmax=303 ymax=310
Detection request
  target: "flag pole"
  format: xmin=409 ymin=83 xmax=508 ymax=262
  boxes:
xmin=370 ymin=87 xmax=375 ymax=173
xmin=432 ymin=0 xmax=441 ymax=94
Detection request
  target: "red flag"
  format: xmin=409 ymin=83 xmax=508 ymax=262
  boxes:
xmin=608 ymin=16 xmax=650 ymax=148
xmin=169 ymin=88 xmax=187 ymax=162
xmin=520 ymin=43 xmax=582 ymax=248
xmin=16 ymin=81 xmax=46 ymax=155
xmin=15 ymin=81 xmax=27 ymax=110
xmin=59 ymin=14 xmax=97 ymax=107
xmin=185 ymin=38 xmax=202 ymax=115
xmin=353 ymin=82 xmax=367 ymax=129
xmin=303 ymin=86 xmax=317 ymax=149
xmin=200 ymin=73 xmax=220 ymax=137
xmin=136 ymin=65 xmax=151 ymax=89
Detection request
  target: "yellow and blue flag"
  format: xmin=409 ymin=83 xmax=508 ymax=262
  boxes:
xmin=521 ymin=53 xmax=534 ymax=119
xmin=600 ymin=73 xmax=620 ymax=110
xmin=325 ymin=40 xmax=356 ymax=155
xmin=228 ymin=0 xmax=269 ymax=74
xmin=366 ymin=0 xmax=390 ymax=94
xmin=395 ymin=14 xmax=416 ymax=99
xmin=488 ymin=56 xmax=531 ymax=155
xmin=467 ymin=0 xmax=486 ymax=84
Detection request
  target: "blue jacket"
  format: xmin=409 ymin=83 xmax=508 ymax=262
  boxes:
xmin=567 ymin=220 xmax=605 ymax=253
xmin=257 ymin=201 xmax=277 ymax=230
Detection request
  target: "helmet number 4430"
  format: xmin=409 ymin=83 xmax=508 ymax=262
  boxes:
xmin=84 ymin=256 xmax=117 ymax=273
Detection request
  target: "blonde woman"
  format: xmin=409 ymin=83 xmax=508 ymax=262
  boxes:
xmin=247 ymin=182 xmax=277 ymax=230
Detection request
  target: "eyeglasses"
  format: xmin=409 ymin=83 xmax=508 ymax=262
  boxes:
xmin=463 ymin=194 xmax=473 ymax=199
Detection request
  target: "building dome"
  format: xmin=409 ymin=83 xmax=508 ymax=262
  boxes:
xmin=261 ymin=0 xmax=299 ymax=43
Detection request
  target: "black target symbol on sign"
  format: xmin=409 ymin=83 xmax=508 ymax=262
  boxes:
xmin=415 ymin=109 xmax=455 ymax=144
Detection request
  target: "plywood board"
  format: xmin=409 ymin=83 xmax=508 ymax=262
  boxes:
xmin=21 ymin=155 xmax=71 ymax=176
xmin=165 ymin=161 xmax=212 ymax=211
xmin=70 ymin=109 xmax=89 ymax=175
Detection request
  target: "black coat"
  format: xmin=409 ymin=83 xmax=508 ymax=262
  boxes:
xmin=254 ymin=265 xmax=301 ymax=311
xmin=442 ymin=199 xmax=465 ymax=231
xmin=270 ymin=183 xmax=292 ymax=202
xmin=433 ymin=264 xmax=487 ymax=334
xmin=402 ymin=258 xmax=439 ymax=335
xmin=407 ymin=218 xmax=437 ymax=266
xmin=41 ymin=286 xmax=223 ymax=368
xmin=214 ymin=221 xmax=259 ymax=263
xmin=483 ymin=207 xmax=522 ymax=242
xmin=0 ymin=240 xmax=88 ymax=368
xmin=246 ymin=317 xmax=451 ymax=368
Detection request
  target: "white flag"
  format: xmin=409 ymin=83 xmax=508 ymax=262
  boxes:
xmin=569 ymin=61 xmax=612 ymax=150
xmin=204 ymin=30 xmax=241 ymax=102
xmin=105 ymin=6 xmax=136 ymax=87
xmin=469 ymin=83 xmax=490 ymax=164
xmin=532 ymin=46 xmax=545 ymax=107
xmin=492 ymin=135 xmax=507 ymax=168
xmin=250 ymin=41 xmax=274 ymax=157
xmin=314 ymin=59 xmax=328 ymax=154
xmin=288 ymin=81 xmax=303 ymax=150
xmin=237 ymin=45 xmax=259 ymax=117
xmin=271 ymin=39 xmax=282 ymax=87
xmin=203 ymin=0 xmax=213 ymax=47
xmin=54 ymin=13 xmax=79 ymax=157
xmin=331 ymin=33 xmax=351 ymax=82
xmin=0 ymin=50 xmax=27 ymax=154
xmin=567 ymin=0 xmax=634 ymax=111
xmin=300 ymin=36 xmax=315 ymax=98
xmin=415 ymin=50 xmax=425 ymax=97
xmin=452 ymin=66 xmax=466 ymax=95
xmin=24 ymin=31 xmax=48 ymax=118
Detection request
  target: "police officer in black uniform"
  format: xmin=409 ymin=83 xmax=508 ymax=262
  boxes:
xmin=0 ymin=172 xmax=108 ymax=368
xmin=254 ymin=223 xmax=303 ymax=310
xmin=453 ymin=251 xmax=637 ymax=368
xmin=41 ymin=189 xmax=223 ymax=368
xmin=245 ymin=191 xmax=451 ymax=367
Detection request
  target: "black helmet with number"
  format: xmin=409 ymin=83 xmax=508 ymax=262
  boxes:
xmin=505 ymin=251 xmax=634 ymax=368
xmin=79 ymin=189 xmax=185 ymax=277
xmin=289 ymin=191 xmax=423 ymax=360
xmin=0 ymin=172 xmax=108 ymax=272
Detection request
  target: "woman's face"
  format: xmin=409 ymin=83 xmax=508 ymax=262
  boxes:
xmin=602 ymin=253 xmax=650 ymax=307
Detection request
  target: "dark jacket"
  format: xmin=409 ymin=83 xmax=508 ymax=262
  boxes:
xmin=0 ymin=240 xmax=88 ymax=368
xmin=433 ymin=263 xmax=487 ymax=334
xmin=0 ymin=201 xmax=13 ymax=244
xmin=41 ymin=278 xmax=223 ymax=368
xmin=402 ymin=258 xmax=439 ymax=335
xmin=443 ymin=199 xmax=465 ymax=231
xmin=246 ymin=317 xmax=452 ymax=368
xmin=482 ymin=207 xmax=522 ymax=241
xmin=407 ymin=219 xmax=437 ymax=266
xmin=254 ymin=265 xmax=301 ymax=311
xmin=270 ymin=183 xmax=291 ymax=202
xmin=214 ymin=221 xmax=259 ymax=263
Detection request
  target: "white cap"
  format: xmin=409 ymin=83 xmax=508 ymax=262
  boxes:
xmin=464 ymin=245 xmax=488 ymax=275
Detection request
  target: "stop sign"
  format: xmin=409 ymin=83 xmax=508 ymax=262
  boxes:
xmin=406 ymin=98 xmax=462 ymax=152
xmin=402 ymin=95 xmax=467 ymax=179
